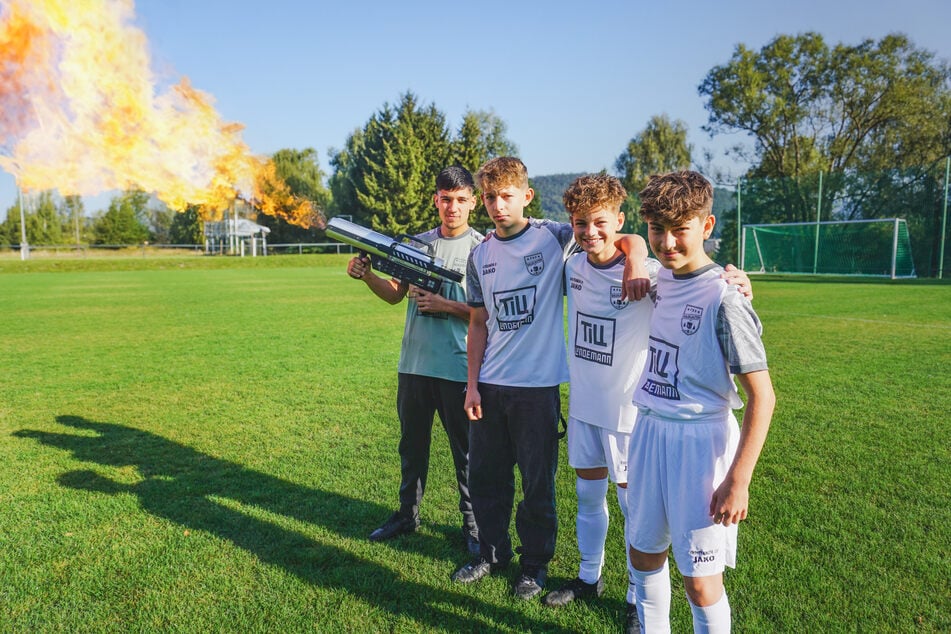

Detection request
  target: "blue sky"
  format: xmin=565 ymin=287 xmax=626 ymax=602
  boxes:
xmin=2 ymin=0 xmax=950 ymax=216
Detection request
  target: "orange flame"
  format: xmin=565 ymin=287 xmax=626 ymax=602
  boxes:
xmin=0 ymin=0 xmax=317 ymax=227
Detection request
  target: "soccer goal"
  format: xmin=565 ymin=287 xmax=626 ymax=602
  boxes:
xmin=741 ymin=218 xmax=916 ymax=278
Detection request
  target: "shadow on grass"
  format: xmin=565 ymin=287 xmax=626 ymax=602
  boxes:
xmin=14 ymin=414 xmax=573 ymax=633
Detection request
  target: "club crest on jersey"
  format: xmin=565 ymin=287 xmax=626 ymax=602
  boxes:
xmin=524 ymin=252 xmax=544 ymax=276
xmin=681 ymin=304 xmax=703 ymax=335
xmin=610 ymin=286 xmax=627 ymax=310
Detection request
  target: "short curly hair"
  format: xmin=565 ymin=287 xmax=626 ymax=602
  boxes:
xmin=639 ymin=171 xmax=713 ymax=224
xmin=563 ymin=174 xmax=626 ymax=218
xmin=476 ymin=157 xmax=529 ymax=192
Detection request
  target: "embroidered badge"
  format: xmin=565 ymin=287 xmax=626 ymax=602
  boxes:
xmin=610 ymin=285 xmax=627 ymax=310
xmin=524 ymin=253 xmax=544 ymax=276
xmin=681 ymin=304 xmax=703 ymax=335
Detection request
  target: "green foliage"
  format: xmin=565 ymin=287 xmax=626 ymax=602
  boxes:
xmin=530 ymin=173 xmax=583 ymax=223
xmin=0 ymin=199 xmax=24 ymax=246
xmin=615 ymin=115 xmax=693 ymax=233
xmin=62 ymin=194 xmax=86 ymax=244
xmin=92 ymin=189 xmax=150 ymax=245
xmin=148 ymin=206 xmax=176 ymax=244
xmin=450 ymin=110 xmax=518 ymax=176
xmin=169 ymin=206 xmax=204 ymax=245
xmin=615 ymin=114 xmax=693 ymax=193
xmin=257 ymin=148 xmax=331 ymax=243
xmin=700 ymin=32 xmax=951 ymax=276
xmin=328 ymin=92 xmax=450 ymax=236
xmin=328 ymin=92 xmax=519 ymax=236
xmin=0 ymin=190 xmax=85 ymax=246
xmin=28 ymin=191 xmax=64 ymax=245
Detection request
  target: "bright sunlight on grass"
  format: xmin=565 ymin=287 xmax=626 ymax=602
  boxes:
xmin=1 ymin=255 xmax=948 ymax=632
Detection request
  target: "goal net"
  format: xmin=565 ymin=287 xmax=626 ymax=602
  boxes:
xmin=741 ymin=218 xmax=916 ymax=278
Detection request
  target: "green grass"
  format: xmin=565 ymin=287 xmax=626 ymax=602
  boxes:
xmin=1 ymin=257 xmax=948 ymax=632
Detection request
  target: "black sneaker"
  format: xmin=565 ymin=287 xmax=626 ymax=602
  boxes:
xmin=461 ymin=525 xmax=480 ymax=556
xmin=368 ymin=511 xmax=419 ymax=542
xmin=542 ymin=576 xmax=605 ymax=606
xmin=451 ymin=557 xmax=507 ymax=583
xmin=513 ymin=565 xmax=547 ymax=600
xmin=625 ymin=602 xmax=641 ymax=634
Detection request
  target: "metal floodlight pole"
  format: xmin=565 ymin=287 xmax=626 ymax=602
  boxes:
xmin=17 ymin=183 xmax=29 ymax=261
xmin=736 ymin=179 xmax=742 ymax=266
xmin=939 ymin=156 xmax=949 ymax=279
xmin=813 ymin=171 xmax=823 ymax=275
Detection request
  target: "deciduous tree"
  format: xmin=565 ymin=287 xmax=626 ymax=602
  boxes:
xmin=92 ymin=189 xmax=149 ymax=245
xmin=614 ymin=114 xmax=693 ymax=231
xmin=255 ymin=148 xmax=330 ymax=243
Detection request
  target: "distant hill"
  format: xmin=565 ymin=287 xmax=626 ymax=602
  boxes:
xmin=531 ymin=173 xmax=583 ymax=223
xmin=530 ymin=175 xmax=735 ymax=228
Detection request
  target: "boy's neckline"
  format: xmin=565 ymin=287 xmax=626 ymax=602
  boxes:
xmin=493 ymin=220 xmax=531 ymax=241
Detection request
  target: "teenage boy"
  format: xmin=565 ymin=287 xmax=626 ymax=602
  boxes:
xmin=451 ymin=157 xmax=650 ymax=600
xmin=542 ymin=175 xmax=752 ymax=611
xmin=626 ymin=171 xmax=775 ymax=633
xmin=347 ymin=166 xmax=483 ymax=554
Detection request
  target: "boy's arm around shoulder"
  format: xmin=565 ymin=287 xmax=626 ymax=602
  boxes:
xmin=722 ymin=263 xmax=753 ymax=300
xmin=616 ymin=233 xmax=650 ymax=301
xmin=709 ymin=369 xmax=776 ymax=527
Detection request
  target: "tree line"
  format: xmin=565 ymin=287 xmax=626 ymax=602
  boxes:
xmin=3 ymin=32 xmax=949 ymax=274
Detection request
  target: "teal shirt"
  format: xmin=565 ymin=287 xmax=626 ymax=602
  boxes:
xmin=397 ymin=227 xmax=483 ymax=381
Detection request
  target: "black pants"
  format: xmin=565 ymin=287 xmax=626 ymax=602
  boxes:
xmin=468 ymin=383 xmax=560 ymax=569
xmin=396 ymin=373 xmax=475 ymax=531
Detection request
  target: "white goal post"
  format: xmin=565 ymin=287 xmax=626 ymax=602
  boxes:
xmin=741 ymin=218 xmax=916 ymax=279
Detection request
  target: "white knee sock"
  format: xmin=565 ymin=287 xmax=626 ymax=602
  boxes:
xmin=576 ymin=477 xmax=609 ymax=583
xmin=689 ymin=590 xmax=731 ymax=634
xmin=617 ymin=485 xmax=633 ymax=578
xmin=627 ymin=560 xmax=671 ymax=633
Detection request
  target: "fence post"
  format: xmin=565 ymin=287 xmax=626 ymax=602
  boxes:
xmin=939 ymin=156 xmax=949 ymax=279
xmin=814 ymin=171 xmax=823 ymax=275
xmin=736 ymin=179 xmax=742 ymax=266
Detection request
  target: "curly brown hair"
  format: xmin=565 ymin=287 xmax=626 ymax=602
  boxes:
xmin=638 ymin=171 xmax=713 ymax=224
xmin=563 ymin=174 xmax=627 ymax=218
xmin=475 ymin=157 xmax=529 ymax=192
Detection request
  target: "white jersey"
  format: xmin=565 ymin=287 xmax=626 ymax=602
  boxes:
xmin=467 ymin=218 xmax=574 ymax=387
xmin=634 ymin=263 xmax=767 ymax=420
xmin=565 ymin=252 xmax=660 ymax=432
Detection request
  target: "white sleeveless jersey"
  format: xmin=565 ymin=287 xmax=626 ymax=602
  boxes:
xmin=635 ymin=264 xmax=767 ymax=420
xmin=565 ymin=252 xmax=660 ymax=432
xmin=467 ymin=219 xmax=574 ymax=387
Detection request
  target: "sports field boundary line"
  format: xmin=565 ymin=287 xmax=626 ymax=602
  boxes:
xmin=760 ymin=311 xmax=951 ymax=330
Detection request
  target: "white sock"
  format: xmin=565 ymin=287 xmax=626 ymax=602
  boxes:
xmin=617 ymin=485 xmax=633 ymax=580
xmin=627 ymin=560 xmax=671 ymax=633
xmin=576 ymin=477 xmax=609 ymax=584
xmin=689 ymin=590 xmax=731 ymax=634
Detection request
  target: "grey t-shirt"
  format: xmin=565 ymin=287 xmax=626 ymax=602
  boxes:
xmin=397 ymin=227 xmax=483 ymax=381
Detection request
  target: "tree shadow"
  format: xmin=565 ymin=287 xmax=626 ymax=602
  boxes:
xmin=14 ymin=414 xmax=573 ymax=633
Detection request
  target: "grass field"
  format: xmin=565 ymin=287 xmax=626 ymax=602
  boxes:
xmin=1 ymin=254 xmax=948 ymax=632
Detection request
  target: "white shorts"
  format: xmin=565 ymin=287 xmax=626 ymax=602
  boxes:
xmin=625 ymin=409 xmax=740 ymax=577
xmin=566 ymin=416 xmax=631 ymax=484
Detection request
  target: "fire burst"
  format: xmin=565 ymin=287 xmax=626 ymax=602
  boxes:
xmin=0 ymin=0 xmax=320 ymax=227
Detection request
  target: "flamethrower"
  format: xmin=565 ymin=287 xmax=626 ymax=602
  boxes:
xmin=326 ymin=217 xmax=464 ymax=293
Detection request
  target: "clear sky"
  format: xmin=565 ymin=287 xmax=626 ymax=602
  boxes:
xmin=2 ymin=0 xmax=950 ymax=216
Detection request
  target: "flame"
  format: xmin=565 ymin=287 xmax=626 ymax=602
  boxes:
xmin=0 ymin=0 xmax=317 ymax=227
